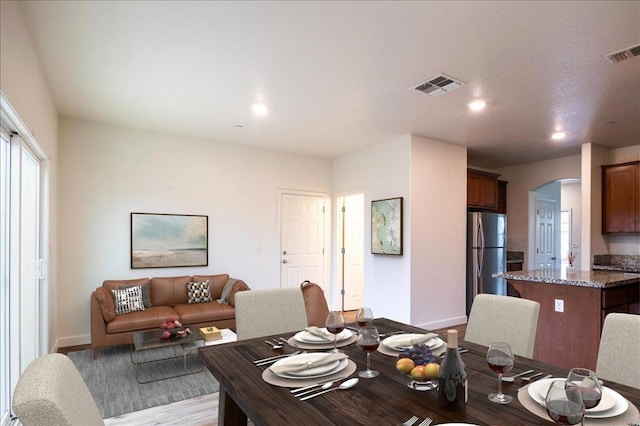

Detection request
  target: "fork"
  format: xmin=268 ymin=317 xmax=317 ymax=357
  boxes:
xmin=401 ymin=415 xmax=418 ymax=426
xmin=417 ymin=418 xmax=433 ymax=426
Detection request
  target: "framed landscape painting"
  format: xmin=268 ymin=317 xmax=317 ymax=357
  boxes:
xmin=371 ymin=197 xmax=403 ymax=255
xmin=131 ymin=213 xmax=208 ymax=268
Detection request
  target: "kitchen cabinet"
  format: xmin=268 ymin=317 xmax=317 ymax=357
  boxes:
xmin=506 ymin=262 xmax=523 ymax=271
xmin=467 ymin=169 xmax=499 ymax=210
xmin=602 ymin=161 xmax=639 ymax=233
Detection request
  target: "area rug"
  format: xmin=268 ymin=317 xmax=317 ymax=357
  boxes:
xmin=68 ymin=345 xmax=219 ymax=418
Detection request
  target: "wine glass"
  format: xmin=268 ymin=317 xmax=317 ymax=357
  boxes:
xmin=486 ymin=342 xmax=514 ymax=404
xmin=567 ymin=368 xmax=602 ymax=424
xmin=355 ymin=307 xmax=374 ymax=328
xmin=325 ymin=311 xmax=346 ymax=353
xmin=357 ymin=326 xmax=380 ymax=378
xmin=545 ymin=379 xmax=585 ymax=425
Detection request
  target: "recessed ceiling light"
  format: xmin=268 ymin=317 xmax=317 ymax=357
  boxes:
xmin=468 ymin=100 xmax=487 ymax=111
xmin=551 ymin=131 xmax=568 ymax=140
xmin=252 ymin=102 xmax=268 ymax=116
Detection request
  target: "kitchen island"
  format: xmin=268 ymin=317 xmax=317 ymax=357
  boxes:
xmin=493 ymin=269 xmax=640 ymax=370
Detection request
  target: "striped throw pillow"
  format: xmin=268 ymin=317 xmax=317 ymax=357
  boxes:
xmin=112 ymin=285 xmax=145 ymax=315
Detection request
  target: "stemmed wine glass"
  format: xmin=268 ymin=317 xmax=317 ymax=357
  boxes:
xmin=486 ymin=342 xmax=514 ymax=404
xmin=325 ymin=311 xmax=346 ymax=353
xmin=567 ymin=368 xmax=602 ymax=425
xmin=355 ymin=307 xmax=374 ymax=328
xmin=545 ymin=379 xmax=585 ymax=425
xmin=357 ymin=326 xmax=380 ymax=378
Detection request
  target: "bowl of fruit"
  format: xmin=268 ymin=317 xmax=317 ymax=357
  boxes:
xmin=395 ymin=343 xmax=440 ymax=391
xmin=159 ymin=317 xmax=192 ymax=339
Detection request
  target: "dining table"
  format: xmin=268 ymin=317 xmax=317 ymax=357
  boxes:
xmin=198 ymin=317 xmax=640 ymax=425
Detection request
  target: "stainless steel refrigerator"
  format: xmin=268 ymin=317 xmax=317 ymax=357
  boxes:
xmin=466 ymin=212 xmax=507 ymax=315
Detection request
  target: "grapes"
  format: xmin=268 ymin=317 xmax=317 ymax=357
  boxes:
xmin=400 ymin=344 xmax=436 ymax=366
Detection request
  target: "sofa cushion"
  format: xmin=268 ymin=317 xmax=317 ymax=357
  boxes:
xmin=192 ymin=274 xmax=230 ymax=299
xmin=150 ymin=276 xmax=191 ymax=306
xmin=106 ymin=306 xmax=178 ymax=334
xmin=112 ymin=286 xmax=145 ymax=315
xmin=187 ymin=280 xmax=212 ymax=304
xmin=172 ymin=301 xmax=236 ymax=324
xmin=94 ymin=287 xmax=116 ymax=322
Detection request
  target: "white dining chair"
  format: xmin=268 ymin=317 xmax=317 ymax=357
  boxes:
xmin=12 ymin=353 xmax=104 ymax=426
xmin=596 ymin=312 xmax=640 ymax=389
xmin=465 ymin=294 xmax=540 ymax=358
xmin=235 ymin=288 xmax=309 ymax=340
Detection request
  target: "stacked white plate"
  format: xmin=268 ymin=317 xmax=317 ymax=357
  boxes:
xmin=293 ymin=328 xmax=352 ymax=344
xmin=270 ymin=353 xmax=349 ymax=380
xmin=381 ymin=334 xmax=445 ymax=352
xmin=527 ymin=378 xmax=629 ymax=419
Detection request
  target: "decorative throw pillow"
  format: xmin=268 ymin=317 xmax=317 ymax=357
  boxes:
xmin=122 ymin=281 xmax=152 ymax=308
xmin=218 ymin=278 xmax=238 ymax=305
xmin=187 ymin=280 xmax=212 ymax=304
xmin=112 ymin=285 xmax=145 ymax=315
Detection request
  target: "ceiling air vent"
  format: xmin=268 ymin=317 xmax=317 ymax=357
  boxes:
xmin=605 ymin=43 xmax=640 ymax=64
xmin=414 ymin=73 xmax=465 ymax=97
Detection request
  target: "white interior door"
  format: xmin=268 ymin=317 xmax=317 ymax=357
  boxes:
xmin=280 ymin=193 xmax=325 ymax=289
xmin=535 ymin=198 xmax=557 ymax=268
xmin=341 ymin=194 xmax=364 ymax=311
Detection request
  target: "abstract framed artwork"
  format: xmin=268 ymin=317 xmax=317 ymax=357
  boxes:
xmin=371 ymin=197 xmax=403 ymax=255
xmin=131 ymin=212 xmax=208 ymax=268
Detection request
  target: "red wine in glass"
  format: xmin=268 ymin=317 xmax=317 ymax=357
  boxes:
xmin=487 ymin=355 xmax=514 ymax=374
xmin=356 ymin=307 xmax=374 ymax=328
xmin=327 ymin=325 xmax=345 ymax=334
xmin=357 ymin=326 xmax=380 ymax=378
xmin=357 ymin=320 xmax=371 ymax=327
xmin=358 ymin=341 xmax=379 ymax=353
xmin=545 ymin=400 xmax=585 ymax=425
xmin=325 ymin=311 xmax=345 ymax=353
xmin=580 ymin=388 xmax=602 ymax=409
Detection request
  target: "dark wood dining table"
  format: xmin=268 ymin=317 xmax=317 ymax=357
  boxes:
xmin=198 ymin=318 xmax=640 ymax=425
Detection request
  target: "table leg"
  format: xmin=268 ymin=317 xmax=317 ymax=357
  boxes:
xmin=218 ymin=387 xmax=247 ymax=426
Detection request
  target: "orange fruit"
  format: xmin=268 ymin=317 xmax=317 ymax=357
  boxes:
xmin=410 ymin=365 xmax=427 ymax=380
xmin=396 ymin=358 xmax=415 ymax=374
xmin=424 ymin=363 xmax=440 ymax=380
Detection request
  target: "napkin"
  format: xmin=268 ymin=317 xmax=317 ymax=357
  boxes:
xmin=390 ymin=333 xmax=438 ymax=349
xmin=304 ymin=326 xmax=334 ymax=341
xmin=270 ymin=353 xmax=348 ymax=374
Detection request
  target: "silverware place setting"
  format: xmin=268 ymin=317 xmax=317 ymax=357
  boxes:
xmin=253 ymin=350 xmax=302 ymax=366
xmin=400 ymin=415 xmax=433 ymax=426
xmin=297 ymin=377 xmax=359 ymax=401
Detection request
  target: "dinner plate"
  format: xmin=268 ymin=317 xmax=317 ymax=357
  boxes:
xmin=294 ymin=328 xmax=352 ymax=344
xmin=381 ymin=334 xmax=444 ymax=351
xmin=271 ymin=353 xmax=349 ymax=380
xmin=528 ymin=378 xmax=629 ymax=418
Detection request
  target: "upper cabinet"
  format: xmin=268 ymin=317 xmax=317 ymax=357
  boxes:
xmin=497 ymin=180 xmax=508 ymax=214
xmin=467 ymin=169 xmax=500 ymax=210
xmin=602 ymin=161 xmax=640 ymax=233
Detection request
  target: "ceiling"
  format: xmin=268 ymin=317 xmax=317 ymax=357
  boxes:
xmin=18 ymin=1 xmax=640 ymax=168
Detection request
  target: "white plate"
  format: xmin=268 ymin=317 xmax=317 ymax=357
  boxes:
xmin=294 ymin=328 xmax=352 ymax=344
xmin=537 ymin=379 xmax=615 ymax=413
xmin=271 ymin=353 xmax=348 ymax=380
xmin=381 ymin=334 xmax=444 ymax=351
xmin=528 ymin=378 xmax=629 ymax=419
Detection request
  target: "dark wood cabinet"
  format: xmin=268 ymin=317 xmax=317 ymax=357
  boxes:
xmin=467 ymin=169 xmax=499 ymax=210
xmin=507 ymin=262 xmax=523 ymax=271
xmin=602 ymin=161 xmax=640 ymax=233
xmin=497 ymin=180 xmax=508 ymax=214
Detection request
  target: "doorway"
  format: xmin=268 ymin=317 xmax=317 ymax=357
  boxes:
xmin=279 ymin=192 xmax=326 ymax=290
xmin=337 ymin=193 xmax=364 ymax=311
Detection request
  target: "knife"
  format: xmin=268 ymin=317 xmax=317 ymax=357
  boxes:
xmin=253 ymin=351 xmax=301 ymax=365
xmin=517 ymin=374 xmax=552 ymax=391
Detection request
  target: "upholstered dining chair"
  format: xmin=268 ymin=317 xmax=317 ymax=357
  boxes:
xmin=12 ymin=353 xmax=104 ymax=426
xmin=465 ymin=294 xmax=540 ymax=358
xmin=235 ymin=288 xmax=309 ymax=340
xmin=596 ymin=312 xmax=640 ymax=389
xmin=300 ymin=280 xmax=330 ymax=327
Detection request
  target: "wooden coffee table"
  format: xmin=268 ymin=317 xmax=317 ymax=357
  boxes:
xmin=131 ymin=329 xmax=205 ymax=384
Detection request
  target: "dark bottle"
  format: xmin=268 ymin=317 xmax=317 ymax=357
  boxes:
xmin=437 ymin=329 xmax=468 ymax=411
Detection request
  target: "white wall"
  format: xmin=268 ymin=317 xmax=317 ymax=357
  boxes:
xmin=0 ymin=0 xmax=59 ymax=353
xmin=333 ymin=135 xmax=412 ymax=323
xmin=410 ymin=135 xmax=466 ymax=330
xmin=561 ymin=182 xmax=582 ymax=266
xmin=57 ymin=118 xmax=332 ymax=346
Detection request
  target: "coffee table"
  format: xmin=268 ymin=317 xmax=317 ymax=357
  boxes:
xmin=131 ymin=329 xmax=205 ymax=384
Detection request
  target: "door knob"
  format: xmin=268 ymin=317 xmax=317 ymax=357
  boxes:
xmin=283 ymin=250 xmax=287 ymax=255
xmin=282 ymin=259 xmax=288 ymax=264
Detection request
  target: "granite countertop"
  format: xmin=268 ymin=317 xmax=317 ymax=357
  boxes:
xmin=592 ymin=264 xmax=640 ymax=273
xmin=493 ymin=269 xmax=640 ymax=288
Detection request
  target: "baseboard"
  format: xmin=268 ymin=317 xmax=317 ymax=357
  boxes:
xmin=415 ymin=315 xmax=467 ymax=331
xmin=56 ymin=333 xmax=91 ymax=350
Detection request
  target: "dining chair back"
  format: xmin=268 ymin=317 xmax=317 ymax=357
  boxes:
xmin=235 ymin=287 xmax=309 ymax=340
xmin=12 ymin=353 xmax=104 ymax=426
xmin=465 ymin=294 xmax=540 ymax=358
xmin=300 ymin=280 xmax=330 ymax=327
xmin=596 ymin=312 xmax=640 ymax=389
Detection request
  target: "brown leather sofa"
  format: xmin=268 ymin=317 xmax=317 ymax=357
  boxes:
xmin=91 ymin=274 xmax=249 ymax=359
